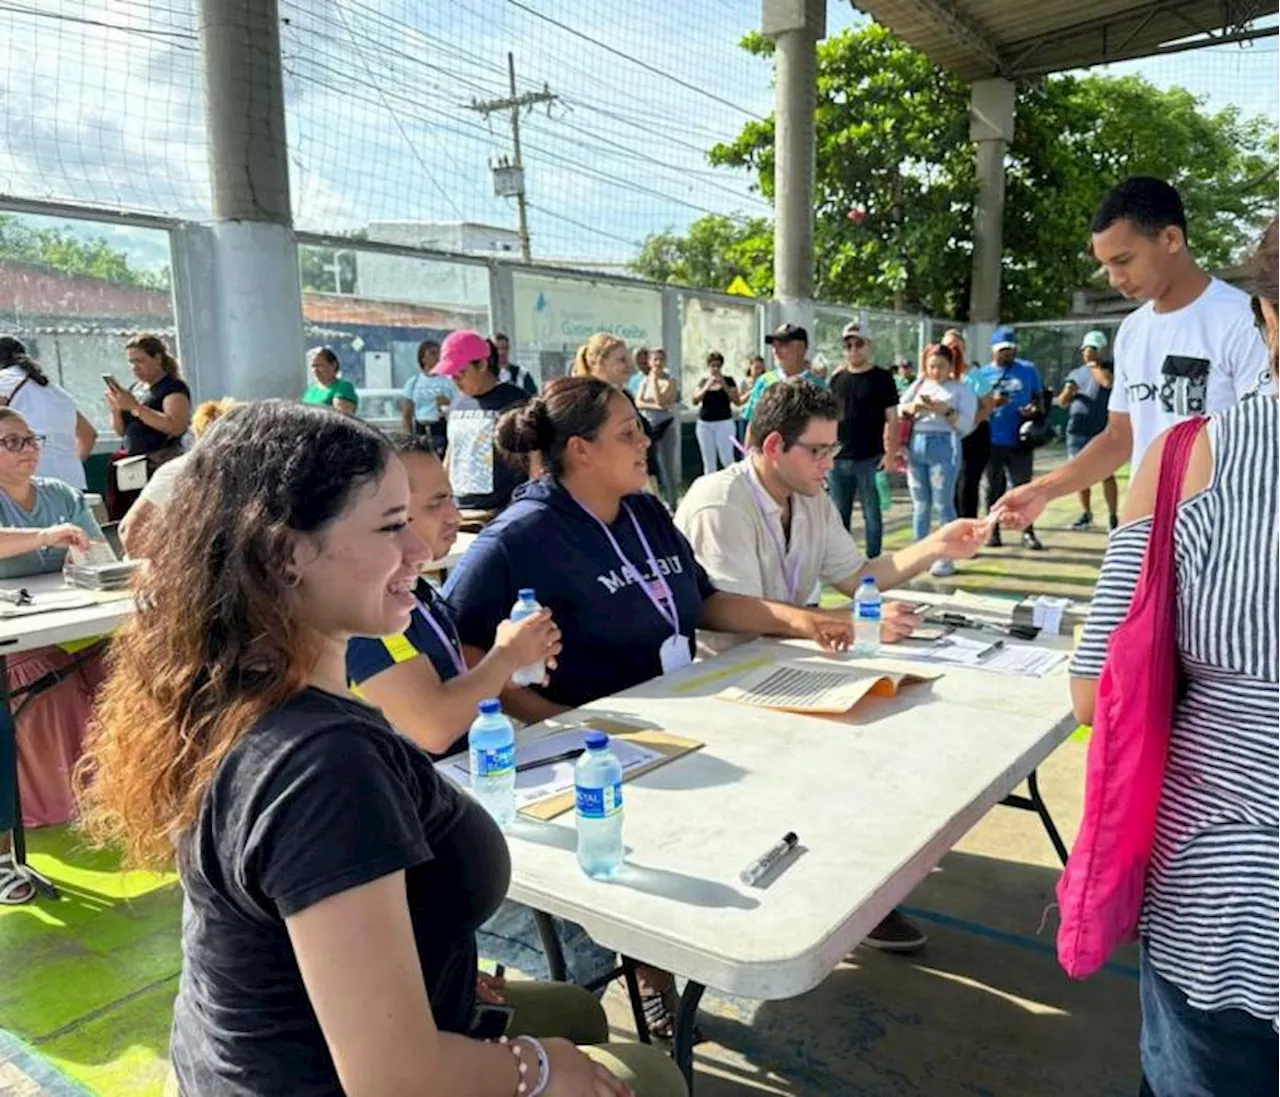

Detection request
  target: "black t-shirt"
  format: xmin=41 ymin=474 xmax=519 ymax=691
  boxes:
xmin=170 ymin=689 xmax=509 ymax=1096
xmin=698 ymin=376 xmax=737 ymax=422
xmin=447 ymin=381 xmax=529 ymax=511
xmin=830 ymin=366 xmax=900 ymax=461
xmin=123 ymin=374 xmax=190 ymax=456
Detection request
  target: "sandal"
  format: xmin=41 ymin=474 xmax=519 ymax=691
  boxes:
xmin=0 ymin=850 xmax=36 ymax=906
xmin=638 ymin=985 xmax=706 ymax=1046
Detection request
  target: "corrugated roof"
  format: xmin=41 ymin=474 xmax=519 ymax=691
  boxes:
xmin=850 ymin=0 xmax=1279 ymax=82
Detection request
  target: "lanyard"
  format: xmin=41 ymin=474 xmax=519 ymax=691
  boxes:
xmin=575 ymin=498 xmax=681 ymax=638
xmin=415 ymin=594 xmax=467 ymax=676
xmin=744 ymin=464 xmax=802 ymax=604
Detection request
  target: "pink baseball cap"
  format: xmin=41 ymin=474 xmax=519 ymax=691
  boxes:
xmin=431 ymin=330 xmax=492 ymax=377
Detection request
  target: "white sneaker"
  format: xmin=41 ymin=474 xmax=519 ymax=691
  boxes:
xmin=929 ymin=558 xmax=957 ymax=578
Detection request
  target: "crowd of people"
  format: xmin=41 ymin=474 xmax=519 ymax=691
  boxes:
xmin=0 ymin=176 xmax=1274 ymax=1096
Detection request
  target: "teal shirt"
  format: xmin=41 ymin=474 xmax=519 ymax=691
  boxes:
xmin=302 ymin=378 xmax=359 ymax=409
xmin=0 ymin=477 xmax=104 ymax=579
xmin=742 ymin=367 xmax=829 ymax=422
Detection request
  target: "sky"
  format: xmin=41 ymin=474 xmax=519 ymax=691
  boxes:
xmin=2 ymin=1 xmax=1276 ymax=274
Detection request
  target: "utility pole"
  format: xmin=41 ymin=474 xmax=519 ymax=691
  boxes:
xmin=468 ymin=54 xmax=556 ymax=262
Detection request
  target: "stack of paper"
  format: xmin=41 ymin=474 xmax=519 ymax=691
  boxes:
xmin=63 ymin=560 xmax=142 ymax=591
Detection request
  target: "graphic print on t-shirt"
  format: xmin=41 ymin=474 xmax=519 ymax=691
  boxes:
xmin=594 ymin=553 xmax=685 ymax=596
xmin=449 ymin=409 xmax=496 ymax=497
xmin=1159 ymin=355 xmax=1210 ymax=416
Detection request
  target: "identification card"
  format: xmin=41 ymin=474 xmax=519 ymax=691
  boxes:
xmin=659 ymin=634 xmax=693 ymax=674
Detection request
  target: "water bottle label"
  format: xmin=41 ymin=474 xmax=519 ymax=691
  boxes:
xmin=576 ymin=781 xmax=623 ymax=819
xmin=474 ymin=743 xmax=514 ymax=777
xmin=856 ymin=602 xmax=882 ymax=622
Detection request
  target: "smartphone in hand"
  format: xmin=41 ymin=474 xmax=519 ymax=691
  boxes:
xmin=101 ymin=373 xmax=124 ymax=392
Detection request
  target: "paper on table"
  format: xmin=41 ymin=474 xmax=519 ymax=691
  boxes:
xmin=0 ymin=589 xmax=99 ymax=617
xmin=944 ymin=589 xmax=1020 ymax=621
xmin=717 ymin=661 xmax=936 ymax=715
xmin=891 ymin=634 xmax=1066 ymax=678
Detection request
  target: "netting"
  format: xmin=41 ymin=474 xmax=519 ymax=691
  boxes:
xmin=1 ymin=2 xmax=1275 ymax=266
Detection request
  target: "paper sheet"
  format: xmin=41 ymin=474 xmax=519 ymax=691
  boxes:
xmin=0 ymin=589 xmax=99 ymax=617
xmin=717 ymin=661 xmax=935 ymax=715
xmin=892 ymin=634 xmax=1067 ymax=678
xmin=438 ymin=726 xmax=676 ymax=813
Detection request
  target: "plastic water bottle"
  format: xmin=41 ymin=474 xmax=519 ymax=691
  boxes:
xmin=469 ymin=699 xmax=515 ymax=828
xmin=852 ymin=576 xmax=882 ymax=657
xmin=575 ymin=731 xmax=624 ymax=880
xmin=508 ymin=588 xmax=545 ymax=686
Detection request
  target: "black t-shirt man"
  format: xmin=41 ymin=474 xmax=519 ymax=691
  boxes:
xmin=170 ymin=689 xmax=509 ymax=1096
xmin=447 ymin=380 xmax=529 ymax=511
xmin=829 ymin=365 xmax=900 ymax=461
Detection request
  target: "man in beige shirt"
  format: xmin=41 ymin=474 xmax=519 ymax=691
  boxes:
xmin=675 ymin=379 xmax=989 ymax=953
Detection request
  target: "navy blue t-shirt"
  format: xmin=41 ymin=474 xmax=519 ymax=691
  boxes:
xmin=443 ymin=479 xmax=716 ymax=710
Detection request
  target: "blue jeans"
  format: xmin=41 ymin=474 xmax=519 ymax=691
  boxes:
xmin=829 ymin=457 xmax=884 ymax=558
xmin=907 ymin=432 xmax=959 ymax=542
xmin=479 ymin=901 xmax=618 ymax=992
xmin=1139 ymin=946 xmax=1278 ymax=1096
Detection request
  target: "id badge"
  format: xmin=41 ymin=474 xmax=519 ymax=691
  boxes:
xmin=659 ymin=634 xmax=693 ymax=674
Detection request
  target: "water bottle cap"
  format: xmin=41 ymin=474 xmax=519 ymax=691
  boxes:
xmin=584 ymin=730 xmax=608 ymax=750
xmin=478 ymin=699 xmax=502 ymax=716
xmin=518 ymin=587 xmax=537 ymax=600
xmin=860 ymin=577 xmax=876 ymax=586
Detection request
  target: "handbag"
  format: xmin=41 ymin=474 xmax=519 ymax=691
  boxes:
xmin=1055 ymin=415 xmax=1205 ymax=979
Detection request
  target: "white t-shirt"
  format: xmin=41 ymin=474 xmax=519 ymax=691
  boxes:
xmin=135 ymin=451 xmax=190 ymax=510
xmin=0 ymin=366 xmax=86 ymax=489
xmin=1111 ymin=277 xmax=1273 ymax=470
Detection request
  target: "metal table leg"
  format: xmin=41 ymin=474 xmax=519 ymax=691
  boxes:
xmin=532 ymin=908 xmax=568 ymax=983
xmin=1000 ymin=767 xmax=1069 ymax=866
xmin=672 ymin=980 xmax=706 ymax=1091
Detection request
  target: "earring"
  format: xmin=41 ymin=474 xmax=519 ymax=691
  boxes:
xmin=283 ymin=570 xmax=301 ymax=589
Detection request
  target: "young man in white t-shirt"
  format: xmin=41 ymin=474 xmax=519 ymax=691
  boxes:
xmin=998 ymin=177 xmax=1273 ymax=530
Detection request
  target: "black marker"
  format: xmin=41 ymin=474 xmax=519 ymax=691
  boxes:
xmin=739 ymin=831 xmax=799 ymax=886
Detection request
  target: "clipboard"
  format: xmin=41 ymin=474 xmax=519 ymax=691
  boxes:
xmin=519 ymin=716 xmax=703 ymax=821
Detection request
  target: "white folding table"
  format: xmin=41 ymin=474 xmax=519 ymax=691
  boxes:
xmin=504 ymin=628 xmax=1078 ymax=1087
xmin=0 ymin=573 xmax=134 ymax=895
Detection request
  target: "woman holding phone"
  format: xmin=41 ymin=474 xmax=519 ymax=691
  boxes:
xmin=104 ymin=333 xmax=191 ymax=520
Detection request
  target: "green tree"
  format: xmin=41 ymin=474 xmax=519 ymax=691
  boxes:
xmin=299 ymin=245 xmax=359 ymax=294
xmin=629 ymin=214 xmax=772 ymax=293
xmin=0 ymin=214 xmax=171 ymax=290
xmin=634 ymin=25 xmax=1278 ymax=320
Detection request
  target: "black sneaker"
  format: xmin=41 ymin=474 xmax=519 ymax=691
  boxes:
xmin=862 ymin=909 xmax=928 ymax=954
xmin=985 ymin=526 xmax=1003 ymax=548
xmin=1109 ymin=513 xmax=1119 ymax=532
xmin=1022 ymin=529 xmax=1045 ymax=551
xmin=1070 ymin=512 xmax=1092 ymax=530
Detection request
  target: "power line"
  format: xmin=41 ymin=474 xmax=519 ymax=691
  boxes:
xmin=329 ymin=0 xmax=465 ymax=219
xmin=502 ymin=0 xmax=766 ymax=121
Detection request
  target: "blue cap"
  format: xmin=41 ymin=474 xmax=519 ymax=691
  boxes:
xmin=518 ymin=587 xmax=536 ymax=600
xmin=991 ymin=326 xmax=1017 ymax=350
xmin=861 ymin=576 xmax=876 ymax=585
xmin=584 ymin=730 xmax=608 ymax=749
xmin=478 ymin=699 xmax=502 ymax=716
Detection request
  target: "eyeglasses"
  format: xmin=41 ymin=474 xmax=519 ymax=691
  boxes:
xmin=0 ymin=433 xmax=44 ymax=453
xmin=842 ymin=337 xmax=867 ymax=349
xmin=790 ymin=440 xmax=841 ymax=461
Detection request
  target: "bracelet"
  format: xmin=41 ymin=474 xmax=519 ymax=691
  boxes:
xmin=497 ymin=1035 xmax=550 ymax=1097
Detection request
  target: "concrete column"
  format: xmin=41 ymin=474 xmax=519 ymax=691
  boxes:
xmin=195 ymin=0 xmax=305 ymax=402
xmin=968 ymin=78 xmax=1016 ymax=327
xmin=764 ymin=0 xmax=825 ymax=332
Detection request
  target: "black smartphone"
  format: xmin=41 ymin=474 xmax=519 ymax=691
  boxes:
xmin=101 ymin=373 xmax=123 ymax=391
xmin=470 ymin=1003 xmax=515 ymax=1040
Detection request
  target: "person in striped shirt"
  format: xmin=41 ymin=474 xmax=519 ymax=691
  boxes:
xmin=1069 ymin=218 xmax=1279 ymax=1097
